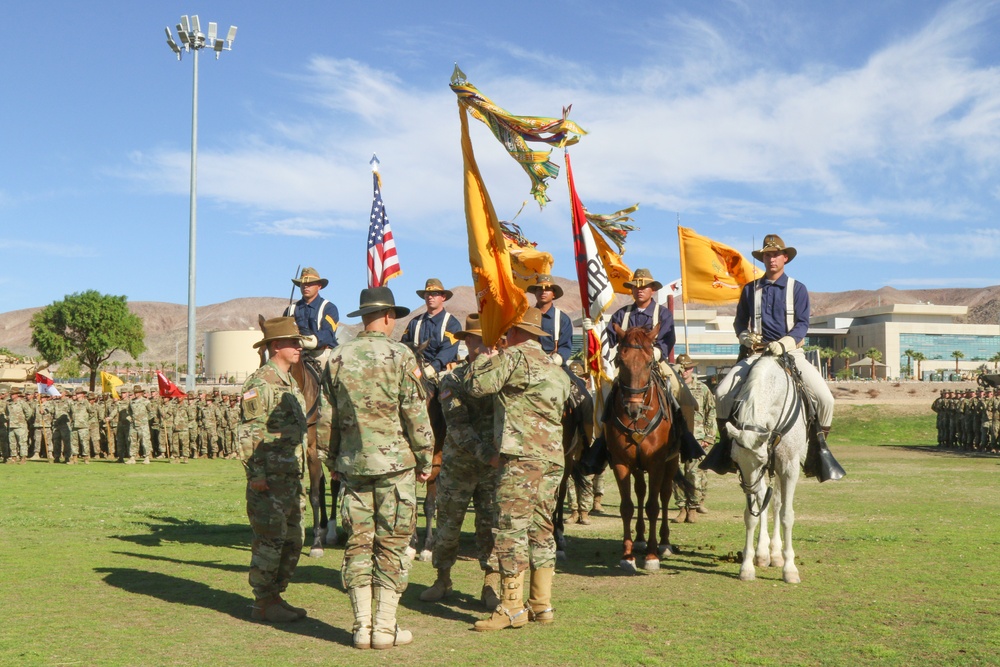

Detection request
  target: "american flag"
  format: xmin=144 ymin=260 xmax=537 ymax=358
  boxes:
xmin=367 ymin=172 xmax=402 ymax=287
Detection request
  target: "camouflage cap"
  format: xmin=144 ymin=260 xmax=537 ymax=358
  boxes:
xmin=752 ymin=234 xmax=797 ymax=262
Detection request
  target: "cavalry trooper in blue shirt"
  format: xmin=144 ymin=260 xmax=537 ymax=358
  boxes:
xmin=704 ymin=234 xmax=844 ymax=482
xmin=527 ymin=274 xmax=573 ymax=368
xmin=400 ymin=278 xmax=462 ymax=383
xmin=284 ymin=267 xmax=340 ymax=370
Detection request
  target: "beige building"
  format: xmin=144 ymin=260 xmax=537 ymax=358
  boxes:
xmin=204 ymin=329 xmax=262 ymax=384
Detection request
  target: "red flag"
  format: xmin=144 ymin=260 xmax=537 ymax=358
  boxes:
xmin=156 ymin=371 xmax=186 ymax=398
xmin=367 ymin=172 xmax=402 ymax=287
xmin=35 ymin=373 xmax=53 ymax=386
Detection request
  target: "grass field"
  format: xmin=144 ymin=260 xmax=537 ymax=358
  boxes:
xmin=1 ymin=405 xmax=998 ymax=666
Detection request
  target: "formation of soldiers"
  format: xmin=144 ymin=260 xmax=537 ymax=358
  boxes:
xmin=931 ymin=387 xmax=1000 ymax=452
xmin=0 ymin=384 xmax=243 ymax=464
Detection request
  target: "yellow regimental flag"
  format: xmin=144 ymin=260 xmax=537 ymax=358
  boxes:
xmin=677 ymin=226 xmax=763 ymax=304
xmin=100 ymin=371 xmax=124 ymax=399
xmin=590 ymin=222 xmax=633 ymax=295
xmin=505 ymin=239 xmax=554 ymax=292
xmin=460 ymin=103 xmax=529 ymax=346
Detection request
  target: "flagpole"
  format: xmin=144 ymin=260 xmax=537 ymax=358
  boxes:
xmin=676 ymin=221 xmax=691 ymax=356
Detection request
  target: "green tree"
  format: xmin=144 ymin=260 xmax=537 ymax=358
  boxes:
xmin=951 ymin=350 xmax=965 ymax=372
xmin=820 ymin=347 xmax=837 ymax=378
xmin=912 ymin=351 xmax=926 ymax=379
xmin=30 ymin=291 xmax=145 ymax=391
xmin=903 ymin=348 xmax=916 ymax=379
xmin=989 ymin=351 xmax=1000 ymax=372
xmin=865 ymin=347 xmax=883 ymax=380
xmin=838 ymin=347 xmax=856 ymax=379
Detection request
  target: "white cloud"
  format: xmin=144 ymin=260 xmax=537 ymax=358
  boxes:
xmin=0 ymin=239 xmax=96 ymax=258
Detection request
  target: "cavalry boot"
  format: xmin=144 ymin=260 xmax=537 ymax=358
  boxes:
xmin=592 ymin=494 xmax=604 ymax=514
xmin=684 ymin=506 xmax=698 ymax=523
xmin=528 ymin=567 xmax=555 ymax=624
xmin=481 ymin=570 xmax=501 ymax=610
xmin=250 ymin=595 xmax=300 ymax=623
xmin=419 ymin=568 xmax=452 ymax=602
xmin=371 ymin=587 xmax=413 ymax=649
xmin=276 ymin=594 xmax=307 ymax=619
xmin=348 ymin=586 xmax=373 ymax=649
xmin=474 ymin=571 xmax=528 ymax=632
xmin=578 ymin=511 xmax=591 ymax=525
xmin=699 ymin=419 xmax=736 ymax=475
xmin=804 ymin=426 xmax=846 ymax=482
xmin=672 ymin=507 xmax=688 ymax=523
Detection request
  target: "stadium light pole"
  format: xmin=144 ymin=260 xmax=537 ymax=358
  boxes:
xmin=165 ymin=15 xmax=237 ymax=392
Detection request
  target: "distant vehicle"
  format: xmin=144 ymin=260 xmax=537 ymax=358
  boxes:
xmin=0 ymin=353 xmax=50 ymax=386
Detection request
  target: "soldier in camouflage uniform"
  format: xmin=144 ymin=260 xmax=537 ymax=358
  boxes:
xmin=321 ymin=287 xmax=433 ymax=650
xmin=0 ymin=386 xmax=9 ymax=461
xmin=52 ymin=392 xmax=72 ymax=462
xmin=172 ymin=396 xmax=191 ymax=462
xmin=420 ymin=314 xmax=501 ymax=609
xmin=186 ymin=393 xmax=199 ymax=458
xmin=239 ymin=317 xmax=309 ymax=624
xmin=467 ymin=307 xmax=572 ymax=631
xmin=126 ymin=386 xmax=153 ymax=464
xmin=86 ymin=393 xmax=102 ymax=458
xmin=672 ymin=354 xmax=717 ymax=522
xmin=931 ymin=389 xmax=945 ymax=447
xmin=32 ymin=394 xmax=53 ymax=461
xmin=199 ymin=392 xmax=220 ymax=458
xmin=68 ymin=387 xmax=92 ymax=464
xmin=6 ymin=387 xmax=31 ymax=463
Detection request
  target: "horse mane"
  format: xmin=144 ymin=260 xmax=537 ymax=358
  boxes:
xmin=734 ymin=356 xmax=795 ymax=433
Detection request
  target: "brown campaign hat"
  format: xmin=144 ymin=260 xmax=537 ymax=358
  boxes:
xmin=510 ymin=307 xmax=550 ymax=339
xmin=253 ymin=316 xmax=305 ymax=350
xmin=752 ymin=234 xmax=797 ymax=262
xmin=675 ymin=353 xmax=696 ymax=368
xmin=415 ymin=278 xmax=454 ymax=301
xmin=623 ymin=268 xmax=662 ymax=291
xmin=74 ymin=386 xmax=87 ymax=395
xmin=133 ymin=385 xmax=146 ymax=394
xmin=454 ymin=313 xmax=484 ymax=341
xmin=526 ymin=274 xmax=564 ymax=299
xmin=346 ymin=286 xmax=410 ymax=319
xmin=291 ymin=266 xmax=329 ymax=289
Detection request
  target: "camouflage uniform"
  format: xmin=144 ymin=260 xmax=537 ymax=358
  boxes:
xmin=127 ymin=391 xmax=153 ymax=460
xmin=673 ymin=371 xmax=717 ymax=511
xmin=238 ymin=358 xmax=308 ymax=601
xmin=198 ymin=397 xmax=219 ymax=457
xmin=186 ymin=398 xmax=199 ymax=458
xmin=467 ymin=339 xmax=571 ymax=577
xmin=0 ymin=388 xmax=9 ymax=460
xmin=321 ymin=331 xmax=434 ymax=593
xmin=51 ymin=395 xmax=72 ymax=462
xmin=172 ymin=397 xmax=191 ymax=459
xmin=6 ymin=391 xmax=31 ymax=461
xmin=931 ymin=391 xmax=946 ymax=447
xmin=33 ymin=397 xmax=53 ymax=460
xmin=87 ymin=397 xmax=102 ymax=458
xmin=69 ymin=391 xmax=92 ymax=462
xmin=433 ymin=362 xmax=500 ymax=573
xmin=158 ymin=399 xmax=174 ymax=457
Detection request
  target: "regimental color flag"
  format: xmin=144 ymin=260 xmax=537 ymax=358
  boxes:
xmin=35 ymin=372 xmax=60 ymax=397
xmin=567 ymin=150 xmax=616 ymax=384
xmin=156 ymin=370 xmax=186 ymax=398
xmin=367 ymin=172 xmax=402 ymax=288
xmin=100 ymin=371 xmax=124 ymax=399
xmin=677 ymin=226 xmax=762 ymax=304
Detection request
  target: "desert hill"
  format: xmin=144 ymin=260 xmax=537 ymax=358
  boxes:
xmin=2 ymin=282 xmax=998 ymax=365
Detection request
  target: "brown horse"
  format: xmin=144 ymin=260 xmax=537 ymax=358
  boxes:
xmin=553 ymin=374 xmax=595 ymax=559
xmin=605 ymin=324 xmax=680 ymax=572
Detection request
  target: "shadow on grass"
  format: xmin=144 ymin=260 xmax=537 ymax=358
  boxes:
xmin=883 ymin=444 xmax=1000 ymax=459
xmin=112 ymin=514 xmax=249 ymax=549
xmin=549 ymin=531 xmax=738 ymax=579
xmin=96 ymin=568 xmax=353 ymax=644
xmin=110 ymin=550 xmax=344 ymax=589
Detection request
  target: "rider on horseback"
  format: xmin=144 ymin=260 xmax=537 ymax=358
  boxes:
xmin=703 ymin=234 xmax=845 ymax=482
xmin=285 ymin=267 xmax=340 ymax=371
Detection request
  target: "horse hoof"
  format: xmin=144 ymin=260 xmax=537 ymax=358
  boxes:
xmin=405 ymin=546 xmax=417 ymax=560
xmin=325 ymin=529 xmax=338 ymax=546
xmin=739 ymin=569 xmax=756 ymax=582
xmin=783 ymin=571 xmax=801 ymax=584
xmin=657 ymin=544 xmax=674 ymax=557
xmin=418 ymin=550 xmax=433 ymax=562
xmin=308 ymin=547 xmax=324 ymax=559
xmin=771 ymin=555 xmax=785 ymax=568
xmin=633 ymin=541 xmax=647 ymax=552
xmin=643 ymin=558 xmax=660 ymax=572
xmin=556 ymin=550 xmax=567 ymax=562
xmin=619 ymin=559 xmax=638 ymax=574
xmin=754 ymin=555 xmax=770 ymax=568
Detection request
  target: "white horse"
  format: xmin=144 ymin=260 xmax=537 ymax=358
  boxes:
xmin=724 ymin=354 xmax=807 ymax=584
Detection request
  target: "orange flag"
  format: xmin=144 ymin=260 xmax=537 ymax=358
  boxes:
xmin=677 ymin=226 xmax=763 ymax=304
xmin=459 ymin=104 xmax=528 ymax=346
xmin=590 ymin=223 xmax=633 ymax=295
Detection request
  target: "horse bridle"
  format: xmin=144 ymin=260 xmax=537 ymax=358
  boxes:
xmin=613 ymin=348 xmax=667 ymax=454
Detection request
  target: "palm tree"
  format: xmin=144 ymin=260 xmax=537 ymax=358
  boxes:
xmin=865 ymin=347 xmax=883 ymax=380
xmin=838 ymin=347 xmax=855 ymax=379
xmin=951 ymin=350 xmax=965 ymax=372
xmin=903 ymin=348 xmax=916 ymax=379
xmin=820 ymin=347 xmax=837 ymax=378
xmin=912 ymin=352 xmax=926 ymax=379
xmin=989 ymin=351 xmax=1000 ymax=372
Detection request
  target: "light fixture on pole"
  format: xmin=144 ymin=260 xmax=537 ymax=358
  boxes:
xmin=164 ymin=15 xmax=237 ymax=392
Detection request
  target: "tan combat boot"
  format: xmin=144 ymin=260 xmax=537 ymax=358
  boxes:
xmin=568 ymin=510 xmax=579 ymax=524
xmin=142 ymin=456 xmax=150 ymax=465
xmin=684 ymin=507 xmax=698 ymax=523
xmin=672 ymin=507 xmax=688 ymax=523
xmin=592 ymin=494 xmax=604 ymax=514
xmin=371 ymin=587 xmax=413 ymax=649
xmin=419 ymin=568 xmax=452 ymax=602
xmin=695 ymin=504 xmax=709 ymax=515
xmin=480 ymin=570 xmax=501 ymax=610
xmin=275 ymin=594 xmax=307 ymax=619
xmin=473 ymin=571 xmax=528 ymax=632
xmin=528 ymin=567 xmax=555 ymax=623
xmin=67 ymin=456 xmax=77 ymax=465
xmin=578 ymin=511 xmax=591 ymax=525
xmin=250 ymin=595 xmax=300 ymax=623
xmin=124 ymin=457 xmax=136 ymax=465
xmin=348 ymin=586 xmax=373 ymax=649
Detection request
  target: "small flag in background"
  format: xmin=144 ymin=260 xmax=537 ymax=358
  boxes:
xmin=156 ymin=371 xmax=186 ymax=398
xmin=100 ymin=371 xmax=124 ymax=399
xmin=367 ymin=170 xmax=402 ymax=288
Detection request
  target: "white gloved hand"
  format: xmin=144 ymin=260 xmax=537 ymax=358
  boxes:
xmin=550 ymin=353 xmax=564 ymax=365
xmin=652 ymin=347 xmax=662 ymax=361
xmin=767 ymin=336 xmax=797 ymax=356
xmin=300 ymin=335 xmax=318 ymax=350
xmin=582 ymin=318 xmax=594 ymax=331
xmin=738 ymin=331 xmax=762 ymax=348
xmin=423 ymin=365 xmax=438 ymax=380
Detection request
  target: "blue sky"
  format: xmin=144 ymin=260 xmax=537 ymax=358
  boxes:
xmin=3 ymin=0 xmax=1000 ymax=318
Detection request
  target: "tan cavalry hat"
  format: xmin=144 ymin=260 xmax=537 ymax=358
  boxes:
xmin=568 ymin=359 xmax=587 ymax=378
xmin=752 ymin=234 xmax=797 ymax=262
xmin=253 ymin=316 xmax=305 ymax=350
xmin=675 ymin=353 xmax=696 ymax=369
xmin=347 ymin=286 xmax=410 ymax=319
xmin=453 ymin=313 xmax=484 ymax=341
xmin=526 ymin=274 xmax=564 ymax=299
xmin=623 ymin=268 xmax=662 ymax=291
xmin=416 ymin=278 xmax=454 ymax=301
xmin=291 ymin=266 xmax=329 ymax=289
xmin=510 ymin=307 xmax=550 ymax=339
xmin=133 ymin=385 xmax=145 ymax=394
xmin=74 ymin=386 xmax=87 ymax=396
